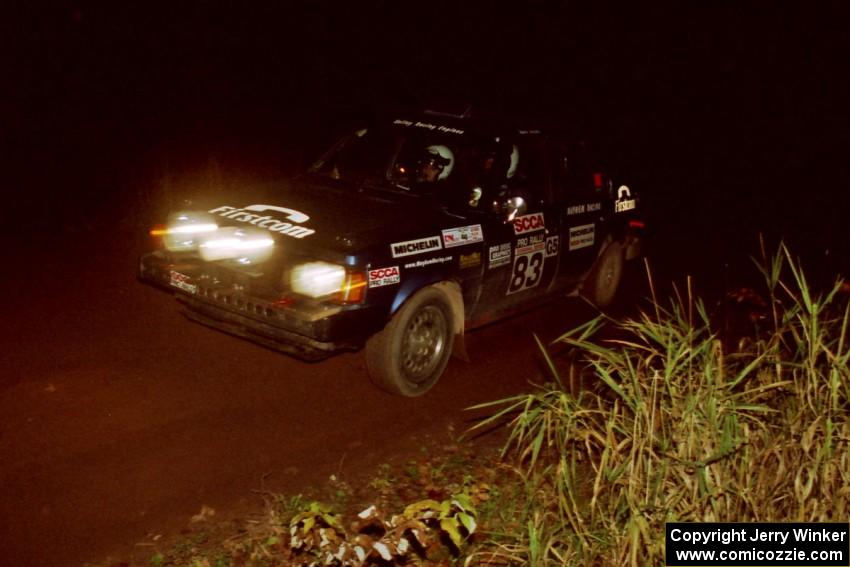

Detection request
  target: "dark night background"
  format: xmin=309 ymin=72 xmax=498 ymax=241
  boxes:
xmin=4 ymin=2 xmax=850 ymax=285
xmin=2 ymin=4 xmax=850 ymax=564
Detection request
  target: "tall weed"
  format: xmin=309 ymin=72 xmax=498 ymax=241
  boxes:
xmin=471 ymin=243 xmax=849 ymax=565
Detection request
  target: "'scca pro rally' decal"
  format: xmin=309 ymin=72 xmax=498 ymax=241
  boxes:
xmin=512 ymin=213 xmax=545 ymax=235
xmin=368 ymin=266 xmax=401 ymax=288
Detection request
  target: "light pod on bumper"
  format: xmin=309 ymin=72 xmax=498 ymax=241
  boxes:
xmin=198 ymin=226 xmax=274 ymax=263
xmin=152 ymin=211 xmax=219 ymax=252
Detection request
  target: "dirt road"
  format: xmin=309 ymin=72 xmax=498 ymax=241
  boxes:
xmin=0 ymin=222 xmax=604 ymax=566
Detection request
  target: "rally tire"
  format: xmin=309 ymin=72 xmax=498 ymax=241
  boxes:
xmin=582 ymin=240 xmax=624 ymax=308
xmin=365 ymin=286 xmax=454 ymax=397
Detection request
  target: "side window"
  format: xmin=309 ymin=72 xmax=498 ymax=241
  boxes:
xmin=311 ymin=128 xmax=397 ymax=182
xmin=510 ymin=136 xmax=550 ymax=205
xmin=462 ymin=136 xmax=548 ymax=213
xmin=454 ymin=142 xmax=504 ymax=210
xmin=550 ymin=141 xmax=604 ymax=204
xmin=390 ymin=138 xmax=460 ymax=192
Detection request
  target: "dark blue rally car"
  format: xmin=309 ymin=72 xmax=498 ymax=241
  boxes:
xmin=139 ymin=110 xmax=642 ymax=396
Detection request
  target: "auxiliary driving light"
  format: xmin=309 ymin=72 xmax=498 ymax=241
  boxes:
xmin=198 ymin=226 xmax=274 ymax=262
xmin=152 ymin=211 xmax=219 ymax=252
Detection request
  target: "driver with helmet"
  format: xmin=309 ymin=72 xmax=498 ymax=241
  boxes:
xmin=415 ymin=144 xmax=454 ymax=183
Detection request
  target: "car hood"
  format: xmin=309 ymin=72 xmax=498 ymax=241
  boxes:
xmin=185 ymin=178 xmax=456 ymax=259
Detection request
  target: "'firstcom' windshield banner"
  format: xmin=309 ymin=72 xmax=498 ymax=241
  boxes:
xmin=666 ymin=523 xmax=849 ymax=566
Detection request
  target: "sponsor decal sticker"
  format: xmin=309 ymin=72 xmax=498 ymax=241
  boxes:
xmin=459 ymin=252 xmax=482 ymax=270
xmin=392 ymin=118 xmax=464 ymax=135
xmin=442 ymin=224 xmax=484 ymax=248
xmin=615 ymin=199 xmax=636 ymax=212
xmin=568 ymin=224 xmax=595 ymax=250
xmin=508 ymin=248 xmax=545 ymax=295
xmin=403 ymin=255 xmax=453 ymax=269
xmin=512 ymin=212 xmax=545 ymax=235
xmin=390 ymin=236 xmax=443 ymax=258
xmin=169 ymin=270 xmax=197 ymax=294
xmin=545 ymin=236 xmax=560 ymax=258
xmin=515 ymin=233 xmax=545 ymax=256
xmin=488 ymin=243 xmax=512 ymax=268
xmin=208 ymin=204 xmax=315 ymax=239
xmin=615 ymin=185 xmax=636 ymax=212
xmin=368 ymin=266 xmax=400 ymax=288
xmin=566 ymin=202 xmax=602 ymax=215
xmin=508 ymin=235 xmax=549 ymax=294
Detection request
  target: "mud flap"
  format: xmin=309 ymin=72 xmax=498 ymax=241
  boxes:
xmin=624 ymin=233 xmax=642 ymax=261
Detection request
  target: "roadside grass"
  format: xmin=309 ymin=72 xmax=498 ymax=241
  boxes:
xmin=92 ymin=242 xmax=848 ymax=566
xmin=469 ymin=241 xmax=850 ymax=565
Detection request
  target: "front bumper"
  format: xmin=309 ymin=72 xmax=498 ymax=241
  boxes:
xmin=139 ymin=251 xmax=368 ymax=361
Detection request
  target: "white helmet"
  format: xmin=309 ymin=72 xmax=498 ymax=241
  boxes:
xmin=424 ymin=144 xmax=455 ymax=180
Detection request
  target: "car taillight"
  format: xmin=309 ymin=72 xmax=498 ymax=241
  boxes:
xmin=334 ymin=271 xmax=367 ymax=305
xmin=593 ymin=172 xmax=604 ymax=189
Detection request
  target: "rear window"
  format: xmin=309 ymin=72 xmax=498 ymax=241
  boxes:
xmin=550 ymin=140 xmax=607 ymax=201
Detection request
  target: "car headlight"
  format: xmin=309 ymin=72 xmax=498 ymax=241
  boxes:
xmin=288 ymin=263 xmax=368 ymax=303
xmin=290 ymin=262 xmax=347 ymax=298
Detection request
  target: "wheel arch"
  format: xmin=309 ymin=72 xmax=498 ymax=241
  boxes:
xmin=576 ymin=233 xmax=616 ymax=285
xmin=390 ymin=275 xmax=468 ymax=362
xmin=580 ymin=236 xmax=625 ymax=308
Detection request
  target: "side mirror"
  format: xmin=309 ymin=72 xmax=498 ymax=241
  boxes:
xmin=501 ymin=196 xmax=527 ymax=221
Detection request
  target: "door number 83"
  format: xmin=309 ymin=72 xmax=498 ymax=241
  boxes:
xmin=508 ymin=251 xmax=544 ymax=294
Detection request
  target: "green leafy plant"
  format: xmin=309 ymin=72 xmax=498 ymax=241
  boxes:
xmin=281 ymin=492 xmax=479 ymax=565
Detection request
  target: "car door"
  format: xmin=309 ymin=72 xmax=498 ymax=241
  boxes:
xmin=468 ymin=134 xmax=563 ymax=323
xmin=548 ymin=139 xmax=609 ymax=288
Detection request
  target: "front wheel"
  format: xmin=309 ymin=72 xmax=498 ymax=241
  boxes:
xmin=365 ymin=286 xmax=454 ymax=396
xmin=582 ymin=240 xmax=624 ymax=308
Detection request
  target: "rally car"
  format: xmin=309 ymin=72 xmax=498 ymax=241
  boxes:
xmin=139 ymin=109 xmax=643 ymax=396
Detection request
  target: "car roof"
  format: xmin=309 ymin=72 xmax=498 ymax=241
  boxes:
xmin=381 ymin=107 xmax=542 ymax=143
xmin=360 ymin=105 xmax=598 ymax=150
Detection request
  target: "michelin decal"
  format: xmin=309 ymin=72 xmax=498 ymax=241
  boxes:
xmin=568 ymin=224 xmax=595 ymax=250
xmin=390 ymin=236 xmax=443 ymax=258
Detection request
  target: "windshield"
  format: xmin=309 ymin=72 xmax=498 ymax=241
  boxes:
xmin=307 ymin=119 xmax=522 ymax=214
xmin=309 ymin=122 xmax=475 ymax=192
xmin=309 ymin=127 xmax=397 ymax=183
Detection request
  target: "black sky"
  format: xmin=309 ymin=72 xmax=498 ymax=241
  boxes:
xmin=4 ymin=2 xmax=850 ymax=273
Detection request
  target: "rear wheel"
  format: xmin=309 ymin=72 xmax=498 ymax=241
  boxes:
xmin=365 ymin=286 xmax=454 ymax=396
xmin=582 ymin=240 xmax=624 ymax=308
